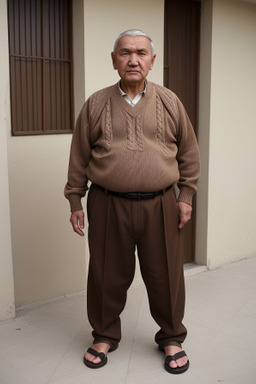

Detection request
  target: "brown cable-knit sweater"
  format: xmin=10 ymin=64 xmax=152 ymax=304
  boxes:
xmin=64 ymin=82 xmax=200 ymax=212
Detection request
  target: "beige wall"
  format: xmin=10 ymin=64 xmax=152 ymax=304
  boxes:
xmin=196 ymin=0 xmax=256 ymax=268
xmin=0 ymin=0 xmax=15 ymax=321
xmin=8 ymin=135 xmax=87 ymax=307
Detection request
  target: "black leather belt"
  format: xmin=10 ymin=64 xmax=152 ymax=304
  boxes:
xmin=95 ymin=184 xmax=172 ymax=200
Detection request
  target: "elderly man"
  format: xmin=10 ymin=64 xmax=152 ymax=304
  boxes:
xmin=64 ymin=29 xmax=200 ymax=374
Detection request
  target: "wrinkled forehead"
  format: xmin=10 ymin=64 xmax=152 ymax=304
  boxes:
xmin=115 ymin=35 xmax=152 ymax=52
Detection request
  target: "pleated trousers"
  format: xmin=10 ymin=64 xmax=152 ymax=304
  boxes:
xmin=86 ymin=183 xmax=187 ymax=349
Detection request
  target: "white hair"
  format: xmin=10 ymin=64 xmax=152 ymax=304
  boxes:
xmin=113 ymin=29 xmax=155 ymax=55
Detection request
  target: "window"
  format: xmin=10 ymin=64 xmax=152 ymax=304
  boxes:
xmin=8 ymin=0 xmax=73 ymax=135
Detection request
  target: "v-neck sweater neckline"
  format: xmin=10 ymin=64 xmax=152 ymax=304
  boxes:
xmin=113 ymin=81 xmax=154 ymax=116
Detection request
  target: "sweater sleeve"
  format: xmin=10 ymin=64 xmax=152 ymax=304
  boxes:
xmin=64 ymin=101 xmax=92 ymax=212
xmin=175 ymin=97 xmax=201 ymax=205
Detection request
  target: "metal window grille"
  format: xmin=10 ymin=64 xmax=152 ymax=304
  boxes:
xmin=8 ymin=0 xmax=73 ymax=135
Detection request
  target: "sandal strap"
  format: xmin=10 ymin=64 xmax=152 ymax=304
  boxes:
xmin=166 ymin=350 xmax=187 ymax=364
xmin=87 ymin=347 xmax=106 ymax=361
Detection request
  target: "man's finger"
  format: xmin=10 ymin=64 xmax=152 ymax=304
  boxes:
xmin=178 ymin=216 xmax=189 ymax=229
xmin=70 ymin=211 xmax=85 ymax=236
xmin=177 ymin=202 xmax=192 ymax=229
xmin=79 ymin=213 xmax=84 ymax=229
xmin=73 ymin=222 xmax=84 ymax=236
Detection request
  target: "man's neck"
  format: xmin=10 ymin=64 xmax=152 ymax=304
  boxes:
xmin=120 ymin=80 xmax=146 ymax=99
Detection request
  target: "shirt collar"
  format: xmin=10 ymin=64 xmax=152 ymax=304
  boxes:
xmin=118 ymin=80 xmax=147 ymax=97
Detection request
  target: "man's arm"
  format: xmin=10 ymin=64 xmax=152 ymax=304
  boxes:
xmin=174 ymin=97 xmax=200 ymax=228
xmin=64 ymin=101 xmax=91 ymax=214
xmin=175 ymin=97 xmax=200 ymax=207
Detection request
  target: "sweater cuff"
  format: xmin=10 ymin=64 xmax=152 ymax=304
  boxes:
xmin=67 ymin=194 xmax=83 ymax=213
xmin=177 ymin=187 xmax=195 ymax=206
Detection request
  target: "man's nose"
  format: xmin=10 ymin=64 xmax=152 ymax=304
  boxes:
xmin=128 ymin=53 xmax=138 ymax=66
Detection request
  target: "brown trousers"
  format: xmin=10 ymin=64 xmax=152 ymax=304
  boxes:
xmin=86 ymin=184 xmax=187 ymax=349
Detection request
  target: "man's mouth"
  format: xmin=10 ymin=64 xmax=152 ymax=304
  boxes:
xmin=127 ymin=70 xmax=139 ymax=74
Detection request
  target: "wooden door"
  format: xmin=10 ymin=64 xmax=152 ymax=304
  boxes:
xmin=164 ymin=0 xmax=201 ymax=263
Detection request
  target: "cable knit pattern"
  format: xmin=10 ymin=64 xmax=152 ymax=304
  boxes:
xmin=126 ymin=114 xmax=136 ymax=151
xmin=156 ymin=95 xmax=171 ymax=155
xmin=126 ymin=114 xmax=144 ymax=151
xmin=64 ymin=81 xmax=200 ymax=212
xmin=105 ymin=99 xmax=112 ymax=152
xmin=126 ymin=115 xmax=143 ymax=151
xmin=90 ymin=92 xmax=97 ymax=115
xmin=155 ymin=85 xmax=179 ymax=126
xmin=135 ymin=115 xmax=144 ymax=151
xmin=89 ymin=87 xmax=111 ymax=128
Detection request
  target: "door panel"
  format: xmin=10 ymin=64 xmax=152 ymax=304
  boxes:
xmin=164 ymin=0 xmax=201 ymax=263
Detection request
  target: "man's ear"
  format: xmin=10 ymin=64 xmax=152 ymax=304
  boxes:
xmin=150 ymin=54 xmax=156 ymax=70
xmin=111 ymin=52 xmax=117 ymax=70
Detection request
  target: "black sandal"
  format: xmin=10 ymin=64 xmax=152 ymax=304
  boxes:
xmin=83 ymin=344 xmax=118 ymax=369
xmin=164 ymin=351 xmax=189 ymax=374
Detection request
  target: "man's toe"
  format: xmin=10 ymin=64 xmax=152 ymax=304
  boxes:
xmin=170 ymin=360 xmax=178 ymax=369
xmin=169 ymin=355 xmax=188 ymax=369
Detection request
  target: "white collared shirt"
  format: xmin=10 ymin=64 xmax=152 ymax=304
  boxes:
xmin=118 ymin=81 xmax=147 ymax=107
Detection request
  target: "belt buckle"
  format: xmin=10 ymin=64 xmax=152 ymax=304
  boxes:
xmin=126 ymin=192 xmax=141 ymax=200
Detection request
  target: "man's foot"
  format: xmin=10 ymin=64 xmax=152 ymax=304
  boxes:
xmin=84 ymin=343 xmax=110 ymax=366
xmin=163 ymin=345 xmax=189 ymax=374
xmin=83 ymin=342 xmax=118 ymax=369
xmin=164 ymin=345 xmax=188 ymax=369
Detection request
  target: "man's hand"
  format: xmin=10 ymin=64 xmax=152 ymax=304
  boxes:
xmin=177 ymin=202 xmax=192 ymax=229
xmin=70 ymin=210 xmax=85 ymax=236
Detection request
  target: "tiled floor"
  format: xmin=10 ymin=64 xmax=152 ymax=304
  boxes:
xmin=0 ymin=256 xmax=256 ymax=384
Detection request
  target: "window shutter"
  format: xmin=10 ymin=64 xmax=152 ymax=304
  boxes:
xmin=8 ymin=0 xmax=73 ymax=135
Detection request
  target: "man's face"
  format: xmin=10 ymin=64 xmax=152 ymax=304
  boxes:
xmin=111 ymin=35 xmax=156 ymax=87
